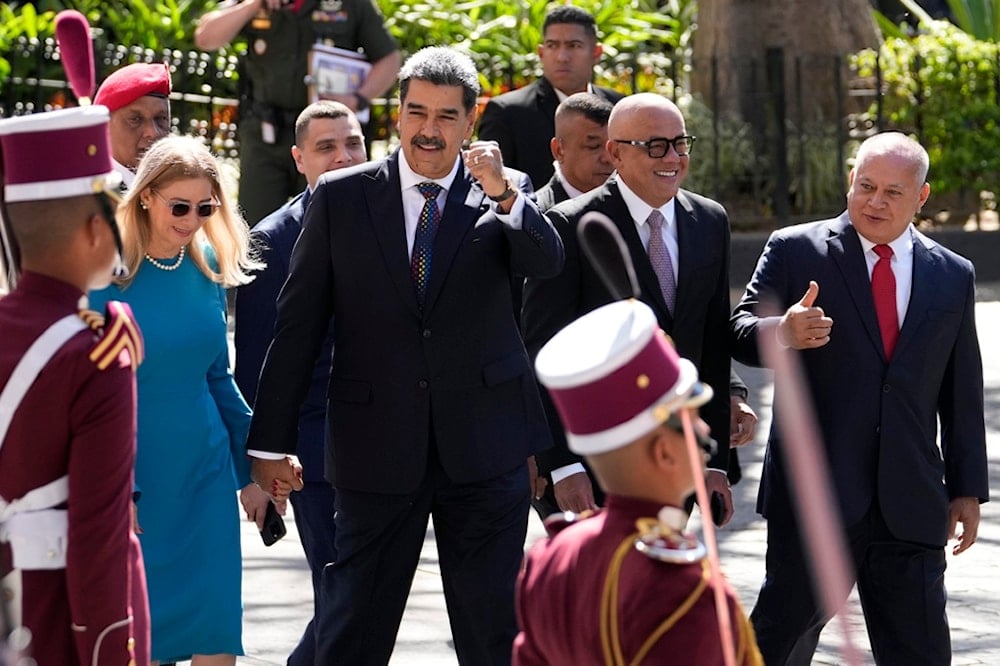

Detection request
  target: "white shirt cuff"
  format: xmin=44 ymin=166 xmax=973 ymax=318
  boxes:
xmin=550 ymin=462 xmax=587 ymax=484
xmin=248 ymin=449 xmax=286 ymax=460
xmin=492 ymin=190 xmax=524 ymax=229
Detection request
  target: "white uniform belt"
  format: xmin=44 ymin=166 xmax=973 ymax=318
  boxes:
xmin=0 ymin=314 xmax=86 ymax=571
xmin=0 ymin=477 xmax=69 ymax=570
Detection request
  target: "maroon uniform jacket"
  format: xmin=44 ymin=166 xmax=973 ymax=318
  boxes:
xmin=0 ymin=272 xmax=149 ymax=665
xmin=513 ymin=494 xmax=761 ymax=665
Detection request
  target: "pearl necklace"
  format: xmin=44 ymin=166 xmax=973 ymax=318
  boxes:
xmin=144 ymin=245 xmax=186 ymax=271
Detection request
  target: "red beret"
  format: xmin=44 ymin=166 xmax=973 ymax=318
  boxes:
xmin=94 ymin=63 xmax=171 ymax=112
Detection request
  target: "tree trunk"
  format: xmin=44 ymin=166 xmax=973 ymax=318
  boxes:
xmin=691 ymin=0 xmax=882 ymax=123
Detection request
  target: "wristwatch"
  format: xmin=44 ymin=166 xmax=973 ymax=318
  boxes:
xmin=353 ymin=92 xmax=370 ymax=111
xmin=487 ymin=179 xmax=517 ymax=202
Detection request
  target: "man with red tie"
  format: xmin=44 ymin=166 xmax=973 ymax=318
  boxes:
xmin=731 ymin=132 xmax=988 ymax=665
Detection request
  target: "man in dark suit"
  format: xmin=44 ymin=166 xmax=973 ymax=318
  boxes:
xmin=246 ymin=46 xmax=564 ymax=665
xmin=522 ymin=93 xmax=739 ymax=524
xmin=730 ymin=132 xmax=988 ymax=665
xmin=478 ymin=5 xmax=624 ymax=189
xmin=233 ymin=100 xmax=366 ymax=666
xmin=534 ymin=92 xmax=615 ymax=211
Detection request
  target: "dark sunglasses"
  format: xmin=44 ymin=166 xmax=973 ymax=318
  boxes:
xmin=665 ymin=412 xmax=718 ymax=457
xmin=612 ymin=135 xmax=696 ymax=158
xmin=152 ymin=190 xmax=219 ymax=218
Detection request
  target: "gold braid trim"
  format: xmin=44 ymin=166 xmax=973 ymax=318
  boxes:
xmin=87 ymin=301 xmax=144 ymax=371
xmin=600 ymin=534 xmax=712 ymax=666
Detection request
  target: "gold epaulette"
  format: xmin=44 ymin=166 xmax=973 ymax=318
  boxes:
xmin=541 ymin=508 xmax=601 ymax=537
xmin=83 ymin=301 xmax=144 ymax=371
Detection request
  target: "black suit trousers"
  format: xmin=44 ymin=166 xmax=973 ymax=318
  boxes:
xmin=314 ymin=448 xmax=529 ymax=665
xmin=750 ymin=502 xmax=949 ymax=665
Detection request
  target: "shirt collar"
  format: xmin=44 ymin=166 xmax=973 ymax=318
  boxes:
xmin=553 ymin=161 xmax=587 ymax=199
xmin=617 ymin=176 xmax=676 ymax=228
xmin=397 ymin=148 xmax=460 ymax=194
xmin=855 ymin=223 xmax=914 ymax=262
xmin=553 ymin=82 xmax=595 ymax=102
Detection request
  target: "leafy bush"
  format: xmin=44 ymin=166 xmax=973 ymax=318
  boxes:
xmin=375 ymin=0 xmax=696 ymax=97
xmin=852 ymin=19 xmax=1000 ymax=202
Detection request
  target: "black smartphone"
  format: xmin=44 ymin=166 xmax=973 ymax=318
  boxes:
xmin=260 ymin=501 xmax=287 ymax=547
xmin=710 ymin=491 xmax=726 ymax=527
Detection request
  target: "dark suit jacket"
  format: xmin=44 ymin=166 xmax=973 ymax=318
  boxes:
xmin=522 ymin=177 xmax=734 ymax=477
xmin=245 ymin=150 xmax=565 ymax=494
xmin=478 ymin=77 xmax=624 ymax=189
xmin=533 ymin=174 xmax=571 ymax=214
xmin=234 ymin=190 xmax=335 ymax=484
xmin=730 ymin=214 xmax=988 ymax=546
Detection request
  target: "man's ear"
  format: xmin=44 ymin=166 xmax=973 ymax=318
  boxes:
xmin=84 ymin=211 xmax=106 ymax=249
xmin=550 ymin=136 xmax=562 ymax=162
xmin=291 ymin=145 xmax=305 ymax=176
xmin=648 ymin=427 xmax=679 ymax=472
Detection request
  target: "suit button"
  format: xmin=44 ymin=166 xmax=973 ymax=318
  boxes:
xmin=423 ymin=329 xmax=431 ymax=338
xmin=418 ymin=380 xmax=429 ymax=389
xmin=882 ymin=384 xmax=891 ymax=393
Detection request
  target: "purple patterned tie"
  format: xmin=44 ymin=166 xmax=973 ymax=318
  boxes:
xmin=646 ymin=209 xmax=676 ymax=314
xmin=411 ymin=182 xmax=442 ymax=309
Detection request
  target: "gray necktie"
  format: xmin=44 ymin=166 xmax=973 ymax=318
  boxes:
xmin=646 ymin=209 xmax=676 ymax=314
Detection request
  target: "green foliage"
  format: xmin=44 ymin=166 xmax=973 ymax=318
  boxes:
xmin=375 ymin=0 xmax=697 ymax=96
xmin=853 ymin=19 xmax=1000 ymax=199
xmin=893 ymin=0 xmax=1000 ymax=42
xmin=27 ymin=0 xmax=221 ymax=51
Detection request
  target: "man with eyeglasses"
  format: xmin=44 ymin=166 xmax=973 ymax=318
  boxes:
xmin=523 ymin=93 xmax=744 ymax=526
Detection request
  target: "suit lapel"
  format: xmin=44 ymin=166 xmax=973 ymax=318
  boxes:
xmin=672 ymin=192 xmax=698 ymax=319
xmin=827 ymin=214 xmax=885 ymax=359
xmin=534 ymin=78 xmax=559 ymax=125
xmin=602 ymin=181 xmax=673 ymax=323
xmin=363 ymin=153 xmax=421 ymax=316
xmin=894 ymin=228 xmax=937 ymax=359
xmin=422 ymin=166 xmax=480 ymax=314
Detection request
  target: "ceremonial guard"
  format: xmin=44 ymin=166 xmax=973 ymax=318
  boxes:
xmin=513 ymin=299 xmax=762 ymax=665
xmin=0 ymin=101 xmax=150 ymax=663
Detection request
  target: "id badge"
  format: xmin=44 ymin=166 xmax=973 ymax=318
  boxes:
xmin=261 ymin=120 xmax=276 ymax=145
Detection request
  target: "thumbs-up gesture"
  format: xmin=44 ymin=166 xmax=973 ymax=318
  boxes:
xmin=777 ymin=281 xmax=833 ymax=349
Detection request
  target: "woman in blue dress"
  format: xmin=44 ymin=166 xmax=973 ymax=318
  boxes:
xmin=91 ymin=135 xmax=270 ymax=665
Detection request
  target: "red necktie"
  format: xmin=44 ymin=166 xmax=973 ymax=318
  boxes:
xmin=871 ymin=244 xmax=898 ymax=359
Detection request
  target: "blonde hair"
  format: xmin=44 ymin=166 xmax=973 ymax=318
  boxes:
xmin=115 ymin=134 xmax=262 ymax=288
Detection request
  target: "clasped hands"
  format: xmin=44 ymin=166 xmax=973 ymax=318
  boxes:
xmin=251 ymin=455 xmax=304 ymax=502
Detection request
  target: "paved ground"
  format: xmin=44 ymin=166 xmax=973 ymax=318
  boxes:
xmin=226 ymin=295 xmax=1000 ymax=665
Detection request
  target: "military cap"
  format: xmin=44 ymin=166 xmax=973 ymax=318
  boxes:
xmin=0 ymin=105 xmax=121 ymax=202
xmin=535 ymin=299 xmax=712 ymax=455
xmin=93 ymin=62 xmax=171 ymax=113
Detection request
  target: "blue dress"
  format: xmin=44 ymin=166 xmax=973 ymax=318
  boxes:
xmin=91 ymin=248 xmax=251 ymax=662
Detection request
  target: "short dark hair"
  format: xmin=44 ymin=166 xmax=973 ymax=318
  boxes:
xmin=295 ymin=100 xmax=355 ymax=145
xmin=543 ymin=5 xmax=598 ymax=40
xmin=398 ymin=47 xmax=480 ymax=114
xmin=555 ymin=92 xmax=614 ymax=129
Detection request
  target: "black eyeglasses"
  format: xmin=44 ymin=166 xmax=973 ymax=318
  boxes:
xmin=152 ymin=190 xmax=220 ymax=218
xmin=665 ymin=413 xmax=717 ymax=457
xmin=613 ymin=135 xmax=696 ymax=158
